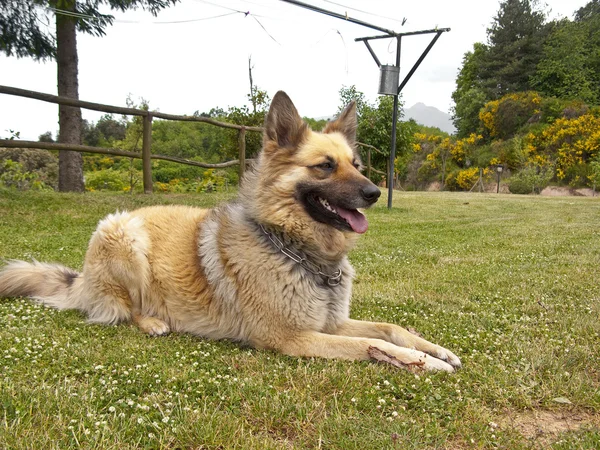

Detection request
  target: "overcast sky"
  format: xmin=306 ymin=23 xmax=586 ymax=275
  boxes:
xmin=0 ymin=0 xmax=589 ymax=140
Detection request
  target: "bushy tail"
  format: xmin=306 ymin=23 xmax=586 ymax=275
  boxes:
xmin=0 ymin=260 xmax=85 ymax=311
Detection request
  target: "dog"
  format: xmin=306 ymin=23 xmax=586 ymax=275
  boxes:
xmin=0 ymin=91 xmax=461 ymax=372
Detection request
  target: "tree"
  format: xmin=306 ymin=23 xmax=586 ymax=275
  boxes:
xmin=83 ymin=114 xmax=126 ymax=146
xmin=0 ymin=0 xmax=178 ymax=192
xmin=575 ymin=1 xmax=600 ymax=102
xmin=451 ymin=43 xmax=489 ymax=138
xmin=530 ymin=19 xmax=596 ymax=103
xmin=38 ymin=131 xmax=55 ymax=143
xmin=337 ymin=86 xmax=416 ymax=184
xmin=481 ymin=0 xmax=549 ymax=98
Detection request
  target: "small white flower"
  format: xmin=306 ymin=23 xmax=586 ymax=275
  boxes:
xmin=108 ymin=406 xmax=116 ymax=413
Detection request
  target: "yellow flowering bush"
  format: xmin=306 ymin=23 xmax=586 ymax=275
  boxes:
xmin=455 ymin=167 xmax=492 ymax=190
xmin=479 ymin=92 xmax=542 ymax=139
xmin=450 ymin=133 xmax=483 ymax=163
xmin=529 ymin=113 xmax=600 ymax=182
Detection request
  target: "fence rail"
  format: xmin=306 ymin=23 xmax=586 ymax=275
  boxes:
xmin=0 ymin=84 xmax=385 ymax=192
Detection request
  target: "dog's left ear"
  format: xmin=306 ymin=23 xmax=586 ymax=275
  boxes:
xmin=323 ymin=101 xmax=357 ymax=146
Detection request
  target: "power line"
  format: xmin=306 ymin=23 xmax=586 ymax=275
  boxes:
xmin=152 ymin=12 xmax=239 ymax=24
xmin=45 ymin=5 xmax=244 ymax=25
xmin=321 ymin=0 xmax=407 ymax=26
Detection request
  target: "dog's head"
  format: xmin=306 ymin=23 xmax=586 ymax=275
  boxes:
xmin=246 ymin=91 xmax=381 ymax=254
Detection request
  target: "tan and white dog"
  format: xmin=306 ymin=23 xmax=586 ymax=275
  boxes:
xmin=0 ymin=92 xmax=461 ymax=372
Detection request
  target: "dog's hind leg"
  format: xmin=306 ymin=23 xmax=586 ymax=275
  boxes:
xmin=131 ymin=299 xmax=170 ymax=336
xmin=82 ymin=212 xmax=164 ymax=334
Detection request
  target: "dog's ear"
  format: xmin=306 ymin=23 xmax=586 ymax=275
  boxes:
xmin=264 ymin=91 xmax=308 ymax=149
xmin=323 ymin=101 xmax=357 ymax=146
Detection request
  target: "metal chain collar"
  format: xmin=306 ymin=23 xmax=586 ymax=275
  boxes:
xmin=259 ymin=224 xmax=342 ymax=286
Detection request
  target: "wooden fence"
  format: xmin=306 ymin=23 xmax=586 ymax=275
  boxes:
xmin=0 ymin=85 xmax=385 ymax=193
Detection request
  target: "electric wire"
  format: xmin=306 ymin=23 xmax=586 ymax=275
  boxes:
xmin=45 ymin=5 xmax=246 ymax=25
xmin=321 ymin=0 xmax=407 ymax=26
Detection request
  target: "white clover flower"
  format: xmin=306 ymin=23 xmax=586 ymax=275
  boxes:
xmin=108 ymin=406 xmax=116 ymax=413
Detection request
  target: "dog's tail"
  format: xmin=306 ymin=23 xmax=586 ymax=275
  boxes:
xmin=0 ymin=260 xmax=85 ymax=311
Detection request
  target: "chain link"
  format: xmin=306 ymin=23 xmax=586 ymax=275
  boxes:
xmin=260 ymin=224 xmax=342 ymax=286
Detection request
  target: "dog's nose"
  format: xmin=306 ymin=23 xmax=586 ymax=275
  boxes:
xmin=361 ymin=184 xmax=381 ymax=203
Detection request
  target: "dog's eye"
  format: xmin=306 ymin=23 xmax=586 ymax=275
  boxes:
xmin=318 ymin=162 xmax=334 ymax=171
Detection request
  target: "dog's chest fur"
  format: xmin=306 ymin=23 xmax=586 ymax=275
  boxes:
xmin=197 ymin=204 xmax=353 ymax=342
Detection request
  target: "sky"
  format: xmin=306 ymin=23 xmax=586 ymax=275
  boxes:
xmin=0 ymin=0 xmax=590 ymax=140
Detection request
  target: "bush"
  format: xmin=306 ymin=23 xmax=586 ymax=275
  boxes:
xmin=84 ymin=169 xmax=142 ymax=193
xmin=507 ymin=177 xmax=533 ymax=195
xmin=0 ymin=148 xmax=58 ymax=189
xmin=508 ymin=164 xmax=553 ymax=194
xmin=0 ymin=159 xmax=50 ymax=191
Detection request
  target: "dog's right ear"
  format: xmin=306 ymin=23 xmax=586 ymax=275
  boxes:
xmin=264 ymin=91 xmax=308 ymax=149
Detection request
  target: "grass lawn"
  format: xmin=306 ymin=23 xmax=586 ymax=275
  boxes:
xmin=0 ymin=188 xmax=599 ymax=449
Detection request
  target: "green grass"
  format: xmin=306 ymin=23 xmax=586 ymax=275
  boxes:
xmin=1 ymin=188 xmax=599 ymax=449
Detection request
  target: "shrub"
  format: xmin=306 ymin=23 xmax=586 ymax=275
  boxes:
xmin=508 ymin=164 xmax=554 ymax=194
xmin=455 ymin=167 xmax=491 ymax=190
xmin=85 ymin=169 xmax=130 ymax=192
xmin=480 ymin=92 xmax=542 ymax=140
xmin=0 ymin=148 xmax=58 ymax=189
xmin=0 ymin=159 xmax=49 ymax=190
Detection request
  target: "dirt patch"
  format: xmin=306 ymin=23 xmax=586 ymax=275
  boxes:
xmin=427 ymin=181 xmax=442 ymax=192
xmin=499 ymin=409 xmax=600 ymax=447
xmin=540 ymin=186 xmax=597 ymax=197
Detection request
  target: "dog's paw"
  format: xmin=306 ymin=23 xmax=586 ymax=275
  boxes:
xmin=429 ymin=346 xmax=462 ymax=369
xmin=137 ymin=316 xmax=170 ymax=336
xmin=421 ymin=354 xmax=455 ymax=372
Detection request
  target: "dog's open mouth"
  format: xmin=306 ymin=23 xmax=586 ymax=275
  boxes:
xmin=307 ymin=195 xmax=369 ymax=234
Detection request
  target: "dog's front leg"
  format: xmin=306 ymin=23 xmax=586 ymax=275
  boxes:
xmin=332 ymin=319 xmax=461 ymax=369
xmin=271 ymin=330 xmax=455 ymax=372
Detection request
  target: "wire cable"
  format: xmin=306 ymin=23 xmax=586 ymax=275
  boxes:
xmin=321 ymin=0 xmax=407 ymax=26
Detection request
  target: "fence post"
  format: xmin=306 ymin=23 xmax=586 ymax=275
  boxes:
xmin=367 ymin=147 xmax=372 ymax=180
xmin=142 ymin=113 xmax=153 ymax=194
xmin=238 ymin=126 xmax=246 ymax=185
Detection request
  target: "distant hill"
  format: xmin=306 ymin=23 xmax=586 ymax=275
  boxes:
xmin=404 ymin=103 xmax=456 ymax=134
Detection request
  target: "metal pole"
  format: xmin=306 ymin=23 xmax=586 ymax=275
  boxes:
xmin=397 ymin=31 xmax=444 ymax=94
xmin=279 ymin=0 xmax=396 ymax=35
xmin=388 ymin=36 xmax=402 ymax=209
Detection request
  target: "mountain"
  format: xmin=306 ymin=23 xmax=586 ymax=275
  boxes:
xmin=404 ymin=103 xmax=456 ymax=134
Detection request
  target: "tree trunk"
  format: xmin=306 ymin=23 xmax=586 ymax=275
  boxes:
xmin=56 ymin=0 xmax=84 ymax=192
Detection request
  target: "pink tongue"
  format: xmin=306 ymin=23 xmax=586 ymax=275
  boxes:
xmin=336 ymin=207 xmax=369 ymax=234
